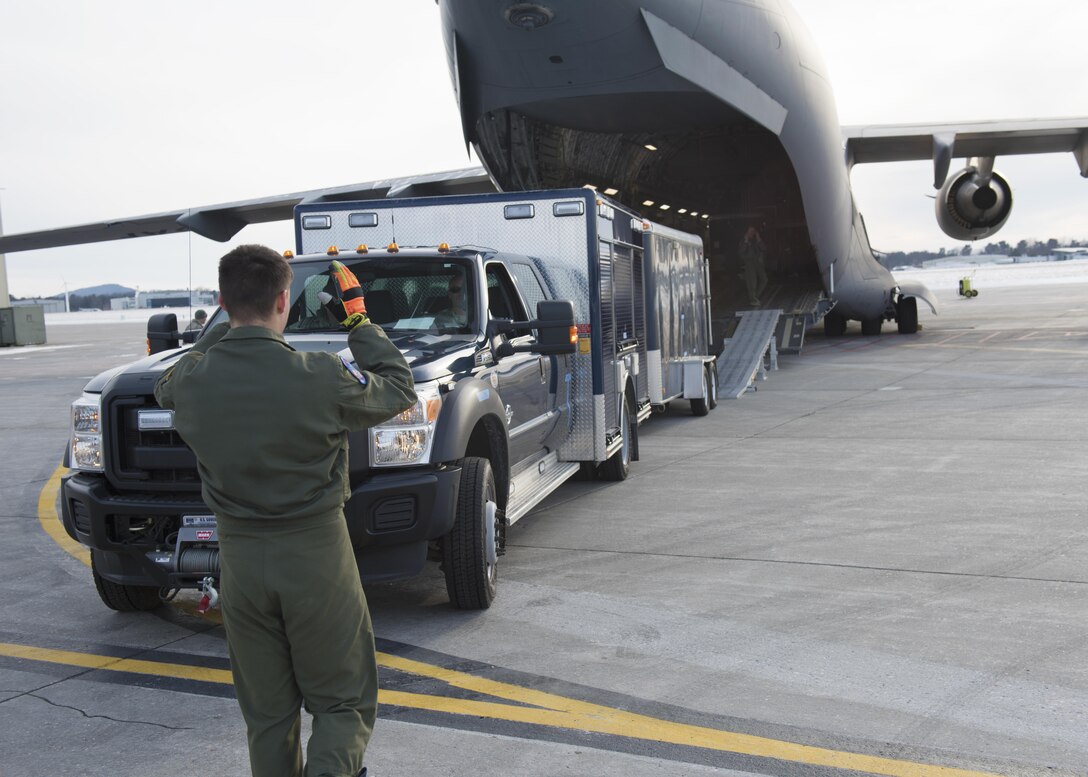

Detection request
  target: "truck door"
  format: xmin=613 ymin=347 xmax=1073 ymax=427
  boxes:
xmin=485 ymin=262 xmax=555 ymax=465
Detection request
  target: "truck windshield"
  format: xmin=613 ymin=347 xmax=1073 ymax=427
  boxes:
xmin=284 ymin=257 xmax=476 ymax=335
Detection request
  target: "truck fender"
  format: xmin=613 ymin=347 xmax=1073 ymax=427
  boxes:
xmin=431 ymin=377 xmax=510 ymax=464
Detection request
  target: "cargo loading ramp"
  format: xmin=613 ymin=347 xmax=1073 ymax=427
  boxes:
xmin=716 ymin=308 xmax=782 ymax=399
xmin=710 ymin=274 xmax=829 ymax=358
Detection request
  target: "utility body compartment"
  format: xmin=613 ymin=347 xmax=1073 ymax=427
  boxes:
xmin=62 ymin=188 xmax=716 ymax=612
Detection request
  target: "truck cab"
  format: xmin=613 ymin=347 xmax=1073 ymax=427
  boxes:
xmin=65 ymin=243 xmax=577 ymax=612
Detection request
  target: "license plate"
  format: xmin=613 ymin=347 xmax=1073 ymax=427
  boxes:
xmin=137 ymin=409 xmax=175 ymax=431
xmin=182 ymin=515 xmax=216 ymax=528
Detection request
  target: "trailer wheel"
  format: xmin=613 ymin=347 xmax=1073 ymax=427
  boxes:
xmin=690 ymin=367 xmax=710 ymax=416
xmin=91 ymin=553 xmax=162 ymax=612
xmin=600 ymin=395 xmax=634 ymax=481
xmin=442 ymin=457 xmax=498 ymax=610
xmin=707 ymin=363 xmax=718 ymax=410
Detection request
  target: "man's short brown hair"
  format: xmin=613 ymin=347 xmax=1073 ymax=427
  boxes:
xmin=218 ymin=244 xmax=293 ymax=322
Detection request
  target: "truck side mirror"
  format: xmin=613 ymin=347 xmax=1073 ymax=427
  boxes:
xmin=147 ymin=313 xmax=181 ymax=355
xmin=532 ymin=300 xmax=577 ymax=355
xmin=486 ymin=300 xmax=577 ymax=359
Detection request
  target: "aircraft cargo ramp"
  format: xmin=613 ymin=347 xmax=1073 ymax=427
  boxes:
xmin=713 ymin=282 xmax=832 ymax=398
xmin=716 ymin=308 xmax=782 ymax=398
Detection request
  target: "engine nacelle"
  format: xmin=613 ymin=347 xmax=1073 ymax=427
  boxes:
xmin=935 ymin=165 xmax=1013 ymax=241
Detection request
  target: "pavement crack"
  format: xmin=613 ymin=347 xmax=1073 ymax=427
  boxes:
xmin=505 ymin=543 xmax=1088 ymax=586
xmin=3 ymin=689 xmax=193 ymax=730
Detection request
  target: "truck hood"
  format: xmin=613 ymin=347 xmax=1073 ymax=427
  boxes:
xmin=88 ymin=330 xmax=479 ymax=395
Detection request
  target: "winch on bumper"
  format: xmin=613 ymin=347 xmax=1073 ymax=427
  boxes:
xmin=61 ymin=464 xmax=462 ymax=590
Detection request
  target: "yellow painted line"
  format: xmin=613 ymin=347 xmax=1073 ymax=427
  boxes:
xmin=0 ymin=641 xmax=232 ymax=685
xmin=37 ymin=462 xmax=89 ymax=568
xmin=375 ymin=652 xmax=1004 ymax=777
xmin=0 ymin=638 xmax=1006 ymax=777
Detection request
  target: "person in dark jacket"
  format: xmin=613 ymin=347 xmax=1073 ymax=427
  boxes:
xmin=738 ymin=225 xmax=769 ymax=307
xmin=155 ymin=245 xmax=415 ymax=777
xmin=185 ymin=309 xmax=207 ymax=331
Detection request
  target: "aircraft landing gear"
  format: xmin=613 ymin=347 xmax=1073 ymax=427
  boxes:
xmin=861 ymin=317 xmax=882 ymax=336
xmin=824 ymin=311 xmax=847 ymax=337
xmin=896 ymin=296 xmax=919 ymax=334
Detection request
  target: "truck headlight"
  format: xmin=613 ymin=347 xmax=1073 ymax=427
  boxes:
xmin=70 ymin=393 xmax=104 ymax=472
xmin=370 ymin=384 xmax=442 ymax=466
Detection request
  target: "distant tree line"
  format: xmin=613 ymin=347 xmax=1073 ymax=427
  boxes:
xmin=879 ymin=238 xmax=1084 ymax=268
xmin=67 ymin=293 xmax=115 ymax=310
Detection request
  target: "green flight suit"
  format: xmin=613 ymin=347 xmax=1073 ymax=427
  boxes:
xmin=155 ymin=321 xmax=415 ymax=777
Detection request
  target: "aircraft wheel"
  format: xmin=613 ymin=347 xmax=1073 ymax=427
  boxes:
xmin=897 ymin=297 xmax=919 ymax=334
xmin=824 ymin=311 xmax=847 ymax=337
xmin=707 ymin=363 xmax=718 ymax=410
xmin=861 ymin=317 xmax=882 ymax=336
xmin=443 ymin=457 xmax=499 ymax=610
xmin=600 ymin=394 xmax=634 ymax=481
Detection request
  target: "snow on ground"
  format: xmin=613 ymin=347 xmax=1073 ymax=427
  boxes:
xmin=44 ymin=306 xmax=208 ymax=327
xmin=892 ymin=258 xmax=1088 ymax=291
xmin=37 ymin=259 xmax=1088 ymax=326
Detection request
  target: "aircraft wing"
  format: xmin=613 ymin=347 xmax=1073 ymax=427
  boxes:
xmin=0 ymin=167 xmax=495 ymax=254
xmin=843 ymin=117 xmax=1088 ymax=188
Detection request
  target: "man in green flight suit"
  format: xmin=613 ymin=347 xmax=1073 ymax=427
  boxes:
xmin=155 ymin=244 xmax=416 ymax=777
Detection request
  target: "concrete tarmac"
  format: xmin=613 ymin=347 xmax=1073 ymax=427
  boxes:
xmin=1 ymin=280 xmax=1086 ymax=776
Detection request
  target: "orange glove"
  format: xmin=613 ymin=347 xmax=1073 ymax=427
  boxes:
xmin=326 ymin=260 xmax=368 ymax=329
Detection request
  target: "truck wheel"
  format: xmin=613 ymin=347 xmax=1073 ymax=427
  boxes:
xmin=443 ymin=457 xmax=498 ymax=610
xmin=707 ymin=364 xmax=718 ymax=410
xmin=690 ymin=367 xmax=711 ymax=416
xmin=600 ymin=395 xmax=634 ymax=481
xmin=574 ymin=461 xmax=598 ymax=481
xmin=91 ymin=554 xmax=162 ymax=612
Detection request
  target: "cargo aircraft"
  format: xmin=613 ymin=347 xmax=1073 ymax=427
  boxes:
xmin=1 ymin=0 xmax=1086 ymax=338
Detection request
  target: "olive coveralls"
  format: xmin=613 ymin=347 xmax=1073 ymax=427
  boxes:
xmin=155 ymin=321 xmax=415 ymax=777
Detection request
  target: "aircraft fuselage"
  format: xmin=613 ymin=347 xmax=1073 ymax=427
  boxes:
xmin=439 ymin=0 xmax=900 ymax=325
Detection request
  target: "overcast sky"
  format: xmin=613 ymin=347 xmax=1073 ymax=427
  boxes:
xmin=1 ymin=0 xmax=1085 ymax=297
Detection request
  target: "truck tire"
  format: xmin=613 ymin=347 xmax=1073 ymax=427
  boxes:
xmin=690 ymin=367 xmax=711 ymax=416
xmin=599 ymin=395 xmax=634 ymax=481
xmin=443 ymin=457 xmax=498 ymax=610
xmin=707 ymin=363 xmax=719 ymax=410
xmin=574 ymin=461 xmax=598 ymax=481
xmin=92 ymin=554 xmax=162 ymax=612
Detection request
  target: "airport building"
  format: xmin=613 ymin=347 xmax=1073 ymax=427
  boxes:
xmin=13 ymin=298 xmax=66 ymax=314
xmin=110 ymin=290 xmax=218 ymax=310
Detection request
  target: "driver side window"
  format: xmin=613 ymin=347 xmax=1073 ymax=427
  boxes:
xmin=485 ymin=263 xmax=531 ymax=336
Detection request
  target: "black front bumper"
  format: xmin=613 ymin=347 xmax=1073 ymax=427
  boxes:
xmin=61 ymin=464 xmax=462 ymax=587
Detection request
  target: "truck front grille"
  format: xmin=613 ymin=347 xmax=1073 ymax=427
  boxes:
xmin=107 ymin=514 xmax=178 ymax=546
xmin=109 ymin=397 xmax=201 ymax=489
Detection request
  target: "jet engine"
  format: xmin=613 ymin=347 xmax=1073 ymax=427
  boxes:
xmin=935 ymin=159 xmax=1013 ymax=241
